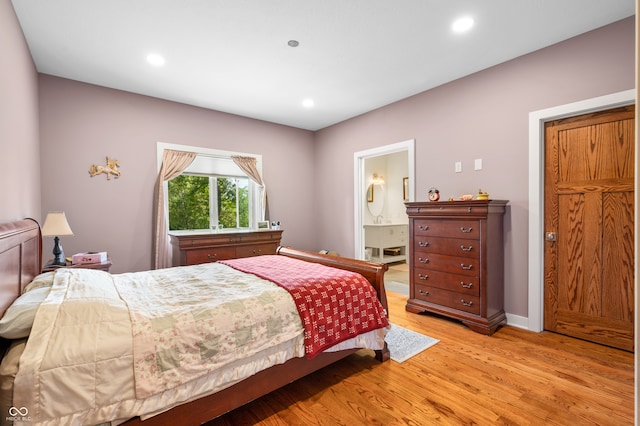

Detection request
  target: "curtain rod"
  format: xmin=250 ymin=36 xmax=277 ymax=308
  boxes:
xmin=167 ymin=150 xmax=255 ymax=160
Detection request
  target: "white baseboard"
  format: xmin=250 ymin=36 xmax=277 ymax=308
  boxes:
xmin=505 ymin=313 xmax=529 ymax=330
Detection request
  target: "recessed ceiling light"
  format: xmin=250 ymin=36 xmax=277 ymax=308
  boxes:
xmin=146 ymin=53 xmax=166 ymax=66
xmin=302 ymin=99 xmax=315 ymax=108
xmin=288 ymin=40 xmax=300 ymax=47
xmin=452 ymin=16 xmax=474 ymax=33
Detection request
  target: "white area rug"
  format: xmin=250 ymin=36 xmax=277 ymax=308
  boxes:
xmin=385 ymin=324 xmax=439 ymax=363
xmin=384 ymin=281 xmax=409 ymax=296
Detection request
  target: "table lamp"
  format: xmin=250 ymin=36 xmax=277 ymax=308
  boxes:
xmin=41 ymin=212 xmax=74 ymax=267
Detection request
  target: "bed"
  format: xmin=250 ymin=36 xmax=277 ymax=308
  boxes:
xmin=0 ymin=218 xmax=390 ymax=425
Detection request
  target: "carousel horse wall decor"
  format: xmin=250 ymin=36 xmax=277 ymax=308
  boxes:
xmin=89 ymin=156 xmax=121 ymax=180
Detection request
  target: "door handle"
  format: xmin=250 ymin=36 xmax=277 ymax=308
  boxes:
xmin=545 ymin=232 xmax=557 ymax=242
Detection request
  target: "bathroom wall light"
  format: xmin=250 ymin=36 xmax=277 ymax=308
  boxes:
xmin=372 ymin=173 xmax=385 ymax=185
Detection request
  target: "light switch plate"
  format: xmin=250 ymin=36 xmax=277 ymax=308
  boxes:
xmin=455 ymin=161 xmax=462 ymax=173
xmin=474 ymin=159 xmax=483 ymax=170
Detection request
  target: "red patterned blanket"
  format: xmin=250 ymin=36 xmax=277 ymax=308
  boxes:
xmin=220 ymin=255 xmax=389 ymax=358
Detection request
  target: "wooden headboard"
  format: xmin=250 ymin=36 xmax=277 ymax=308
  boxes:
xmin=0 ymin=219 xmax=41 ymax=316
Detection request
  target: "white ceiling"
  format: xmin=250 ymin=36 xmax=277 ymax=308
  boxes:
xmin=11 ymin=0 xmax=635 ymax=131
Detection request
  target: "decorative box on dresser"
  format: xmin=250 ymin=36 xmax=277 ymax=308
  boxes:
xmin=405 ymin=200 xmax=508 ymax=335
xmin=170 ymin=229 xmax=283 ymax=266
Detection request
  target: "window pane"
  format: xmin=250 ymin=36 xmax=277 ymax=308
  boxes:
xmin=168 ymin=175 xmax=251 ymax=231
xmin=216 ymin=177 xmax=249 ymax=229
xmin=168 ymin=175 xmax=210 ymax=230
xmin=238 ymin=178 xmax=249 ymax=227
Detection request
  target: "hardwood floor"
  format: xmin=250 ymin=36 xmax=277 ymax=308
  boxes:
xmin=206 ymin=290 xmax=634 ymax=425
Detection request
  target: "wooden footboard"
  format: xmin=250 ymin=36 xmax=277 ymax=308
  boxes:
xmin=276 ymin=246 xmax=389 ymax=315
xmin=276 ymin=246 xmax=390 ymax=361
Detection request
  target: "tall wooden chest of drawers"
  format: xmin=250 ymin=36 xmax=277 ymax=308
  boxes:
xmin=405 ymin=200 xmax=508 ymax=335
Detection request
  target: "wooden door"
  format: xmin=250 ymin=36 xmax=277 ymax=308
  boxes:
xmin=544 ymin=105 xmax=634 ymax=352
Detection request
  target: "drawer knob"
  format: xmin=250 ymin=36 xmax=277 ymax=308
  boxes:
xmin=418 ymin=273 xmax=429 ymax=280
xmin=207 ymin=253 xmax=218 ymax=260
xmin=418 ymin=257 xmax=429 ymax=264
xmin=419 ymin=289 xmax=430 ymax=296
xmin=460 ymin=245 xmax=473 ymax=252
xmin=252 ymin=249 xmax=262 ymax=255
xmin=419 ymin=225 xmax=429 ymax=231
xmin=460 ymin=282 xmax=473 ymax=289
xmin=460 ymin=263 xmax=473 ymax=270
xmin=460 ymin=299 xmax=474 ymax=307
xmin=418 ymin=241 xmax=429 ymax=247
xmin=460 ymin=227 xmax=473 ymax=233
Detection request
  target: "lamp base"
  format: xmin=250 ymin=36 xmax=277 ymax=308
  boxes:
xmin=47 ymin=236 xmax=67 ymax=268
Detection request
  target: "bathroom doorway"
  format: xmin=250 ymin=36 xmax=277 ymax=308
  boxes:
xmin=354 ymin=140 xmax=415 ymax=293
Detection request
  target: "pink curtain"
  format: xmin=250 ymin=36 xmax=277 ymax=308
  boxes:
xmin=153 ymin=149 xmax=196 ymax=269
xmin=232 ymin=156 xmax=267 ymax=221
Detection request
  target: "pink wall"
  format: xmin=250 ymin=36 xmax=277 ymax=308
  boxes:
xmin=0 ymin=1 xmax=41 ymax=222
xmin=314 ymin=17 xmax=635 ymax=317
xmin=38 ymin=77 xmax=316 ymax=272
xmin=2 ymin=3 xmax=634 ymax=319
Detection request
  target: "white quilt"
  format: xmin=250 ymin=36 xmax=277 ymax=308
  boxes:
xmin=11 ymin=263 xmax=386 ymax=425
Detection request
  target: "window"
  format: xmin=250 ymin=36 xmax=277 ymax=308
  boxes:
xmin=168 ymin=175 xmax=250 ymax=230
xmin=158 ymin=143 xmax=262 ymax=232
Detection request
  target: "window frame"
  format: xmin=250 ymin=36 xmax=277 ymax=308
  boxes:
xmin=157 ymin=142 xmax=263 ymax=232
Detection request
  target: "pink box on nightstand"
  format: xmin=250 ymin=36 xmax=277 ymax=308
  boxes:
xmin=72 ymin=251 xmax=108 ymax=264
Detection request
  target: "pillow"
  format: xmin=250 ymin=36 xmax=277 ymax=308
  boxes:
xmin=22 ymin=271 xmax=55 ymax=293
xmin=0 ymin=287 xmax=51 ymax=339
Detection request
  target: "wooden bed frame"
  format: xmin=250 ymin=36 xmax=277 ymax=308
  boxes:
xmin=0 ymin=218 xmax=389 ymax=425
xmin=0 ymin=219 xmax=42 ymax=318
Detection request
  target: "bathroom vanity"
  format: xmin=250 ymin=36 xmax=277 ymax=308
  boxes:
xmin=364 ymin=224 xmax=408 ymax=263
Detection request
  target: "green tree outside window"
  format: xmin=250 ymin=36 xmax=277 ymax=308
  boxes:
xmin=168 ymin=174 xmax=249 ymax=231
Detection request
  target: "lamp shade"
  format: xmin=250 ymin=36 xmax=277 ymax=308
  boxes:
xmin=41 ymin=212 xmax=74 ymax=237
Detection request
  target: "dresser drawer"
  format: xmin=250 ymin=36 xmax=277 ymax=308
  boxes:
xmin=237 ymin=232 xmax=282 ymax=243
xmin=414 ymin=284 xmax=480 ymax=315
xmin=414 ymin=219 xmax=479 ymax=239
xmin=414 ymin=236 xmax=478 ymax=257
xmin=406 ymin=201 xmax=491 ymax=217
xmin=185 ymin=247 xmax=236 ymax=264
xmin=414 ymin=252 xmax=479 ymax=276
xmin=413 ymin=268 xmax=479 ymax=296
xmin=235 ymin=243 xmax=278 ymax=258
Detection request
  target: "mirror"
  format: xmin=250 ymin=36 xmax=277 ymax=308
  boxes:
xmin=367 ymin=184 xmax=384 ymax=217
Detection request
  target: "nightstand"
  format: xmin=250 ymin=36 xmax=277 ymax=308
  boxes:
xmin=42 ymin=259 xmax=112 ymax=273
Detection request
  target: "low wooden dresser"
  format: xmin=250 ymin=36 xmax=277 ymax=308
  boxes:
xmin=405 ymin=200 xmax=508 ymax=335
xmin=170 ymin=229 xmax=283 ymax=266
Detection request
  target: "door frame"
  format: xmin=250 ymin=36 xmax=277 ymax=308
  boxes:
xmin=527 ymin=89 xmax=635 ymax=332
xmin=354 ymin=139 xmax=415 ymax=259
